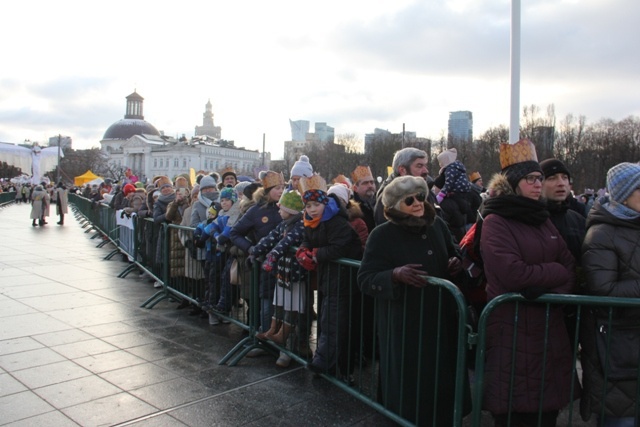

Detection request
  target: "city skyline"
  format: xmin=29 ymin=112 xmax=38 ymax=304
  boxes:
xmin=1 ymin=0 xmax=638 ymax=159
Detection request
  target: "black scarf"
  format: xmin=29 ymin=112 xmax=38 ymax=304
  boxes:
xmin=481 ymin=195 xmax=550 ymax=226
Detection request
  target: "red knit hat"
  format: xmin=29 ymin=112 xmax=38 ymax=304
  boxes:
xmin=123 ymin=183 xmax=136 ymax=196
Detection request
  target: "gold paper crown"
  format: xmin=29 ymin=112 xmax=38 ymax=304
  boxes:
xmin=154 ymin=175 xmax=172 ymax=188
xmin=469 ymin=171 xmax=481 ymax=183
xmin=499 ymin=139 xmax=538 ymax=170
xmin=220 ymin=166 xmax=236 ymax=177
xmin=261 ymin=171 xmax=285 ymax=189
xmin=332 ymin=174 xmax=351 ymax=188
xmin=299 ymin=173 xmax=327 ymax=194
xmin=351 ymin=165 xmax=373 ymax=184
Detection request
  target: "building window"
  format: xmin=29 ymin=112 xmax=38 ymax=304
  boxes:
xmin=154 ymin=158 xmax=157 ymax=167
xmin=160 ymin=158 xmax=163 ymax=168
xmin=183 ymin=158 xmax=187 ymax=168
xmin=174 ymin=158 xmax=179 ymax=168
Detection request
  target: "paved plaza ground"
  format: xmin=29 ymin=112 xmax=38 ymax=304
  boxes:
xmin=0 ymin=203 xmax=393 ymax=426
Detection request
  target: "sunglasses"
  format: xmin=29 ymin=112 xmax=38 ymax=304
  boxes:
xmin=403 ymin=192 xmax=426 ymax=205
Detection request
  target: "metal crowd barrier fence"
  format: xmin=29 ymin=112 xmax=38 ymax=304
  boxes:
xmin=0 ymin=192 xmax=17 ymax=208
xmin=66 ymin=194 xmax=640 ymax=426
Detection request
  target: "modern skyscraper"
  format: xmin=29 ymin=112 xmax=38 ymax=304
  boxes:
xmin=448 ymin=111 xmax=473 ymax=143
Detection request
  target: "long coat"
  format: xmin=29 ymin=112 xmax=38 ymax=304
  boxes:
xmin=56 ymin=188 xmax=68 ymax=215
xmin=30 ymin=188 xmax=50 ymax=220
xmin=480 ymin=197 xmax=577 ymax=414
xmin=580 ymin=201 xmax=640 ymax=420
xmin=358 ymin=205 xmax=471 ymax=425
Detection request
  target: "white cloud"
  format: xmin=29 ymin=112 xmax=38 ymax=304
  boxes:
xmin=0 ymin=0 xmax=638 ymax=161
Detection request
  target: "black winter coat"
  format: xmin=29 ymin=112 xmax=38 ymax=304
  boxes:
xmin=581 ymin=201 xmax=640 ymax=420
xmin=358 ymin=204 xmax=471 ymax=425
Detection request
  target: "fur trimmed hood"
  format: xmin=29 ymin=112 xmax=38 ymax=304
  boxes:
xmin=346 ymin=199 xmax=365 ymax=222
xmin=486 ymin=173 xmax=516 ymax=198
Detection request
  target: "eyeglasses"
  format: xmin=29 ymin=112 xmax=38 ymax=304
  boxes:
xmin=523 ymin=174 xmax=545 ymax=184
xmin=403 ymin=192 xmax=426 ymax=205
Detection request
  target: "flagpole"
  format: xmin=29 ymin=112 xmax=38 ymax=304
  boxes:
xmin=510 ymin=0 xmax=521 ymax=144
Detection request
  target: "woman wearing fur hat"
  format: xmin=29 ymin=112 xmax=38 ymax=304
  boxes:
xmin=479 ymin=139 xmax=577 ymax=427
xmin=358 ymin=175 xmax=471 ymax=425
xmin=580 ymin=162 xmax=640 ymax=427
xmin=229 ymin=171 xmax=285 ymax=344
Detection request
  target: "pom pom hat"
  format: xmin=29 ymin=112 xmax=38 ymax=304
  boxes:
xmin=219 ymin=187 xmax=237 ymax=203
xmin=290 ymin=155 xmax=314 ymax=178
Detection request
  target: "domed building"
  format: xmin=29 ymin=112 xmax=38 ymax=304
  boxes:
xmin=103 ymin=91 xmax=161 ymax=140
xmin=100 ymin=91 xmax=269 ymax=184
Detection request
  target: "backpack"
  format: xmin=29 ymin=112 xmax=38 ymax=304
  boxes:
xmin=458 ymin=217 xmax=488 ymax=321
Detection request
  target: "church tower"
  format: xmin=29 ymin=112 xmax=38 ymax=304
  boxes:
xmin=195 ymin=99 xmax=221 ymax=139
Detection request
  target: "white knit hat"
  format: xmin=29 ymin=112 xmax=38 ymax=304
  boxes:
xmin=290 ymin=155 xmax=313 ymax=178
xmin=327 ymin=184 xmax=350 ymax=205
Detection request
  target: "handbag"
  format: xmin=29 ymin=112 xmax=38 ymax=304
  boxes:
xmin=229 ymin=258 xmax=243 ymax=286
xmin=595 ymin=319 xmax=640 ymax=381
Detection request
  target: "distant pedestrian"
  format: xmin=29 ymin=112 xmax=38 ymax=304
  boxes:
xmin=55 ymin=181 xmax=69 ymax=225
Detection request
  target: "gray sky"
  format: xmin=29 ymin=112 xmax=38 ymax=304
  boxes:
xmin=1 ymin=0 xmax=638 ymax=159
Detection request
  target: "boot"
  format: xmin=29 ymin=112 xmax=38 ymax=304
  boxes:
xmin=269 ymin=322 xmax=292 ymax=345
xmin=57 ymin=214 xmax=64 ymax=225
xmin=32 ymin=219 xmax=37 ymax=227
xmin=256 ymin=318 xmax=281 ymax=341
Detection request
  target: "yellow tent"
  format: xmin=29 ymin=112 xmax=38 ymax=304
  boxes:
xmin=74 ymin=170 xmax=102 ymax=186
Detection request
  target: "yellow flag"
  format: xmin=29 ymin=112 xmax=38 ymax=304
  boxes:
xmin=387 ymin=166 xmax=393 ymax=177
xmin=189 ymin=168 xmax=196 ymax=186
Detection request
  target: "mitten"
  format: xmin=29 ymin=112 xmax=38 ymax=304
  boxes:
xmin=436 ymin=191 xmax=446 ymax=204
xmin=262 ymin=252 xmax=278 ymax=272
xmin=296 ymin=247 xmax=317 ymax=271
xmin=245 ymin=255 xmax=256 ymax=269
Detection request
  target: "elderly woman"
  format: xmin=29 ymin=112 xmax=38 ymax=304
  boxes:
xmin=480 ymin=140 xmax=577 ymax=427
xmin=581 ymin=162 xmax=640 ymax=427
xmin=358 ymin=175 xmax=471 ymax=425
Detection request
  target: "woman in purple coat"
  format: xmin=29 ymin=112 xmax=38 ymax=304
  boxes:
xmin=479 ymin=140 xmax=578 ymax=427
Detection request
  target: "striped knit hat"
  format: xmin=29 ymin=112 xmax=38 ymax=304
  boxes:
xmin=607 ymin=162 xmax=640 ymax=204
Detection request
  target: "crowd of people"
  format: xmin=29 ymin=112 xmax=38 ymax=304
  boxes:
xmin=5 ymin=142 xmax=638 ymax=427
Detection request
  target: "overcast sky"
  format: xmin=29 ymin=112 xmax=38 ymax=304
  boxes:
xmin=1 ymin=0 xmax=638 ymax=159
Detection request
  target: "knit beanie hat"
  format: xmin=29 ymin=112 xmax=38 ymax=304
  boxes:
xmin=607 ymin=162 xmax=640 ymax=204
xmin=437 ymin=148 xmax=457 ymax=170
xmin=278 ymin=190 xmax=304 ymax=215
xmin=123 ymin=183 xmax=136 ymax=196
xmin=243 ymin=183 xmax=261 ymax=199
xmin=327 ymin=184 xmax=350 ymax=205
xmin=190 ymin=184 xmax=200 ymax=197
xmin=199 ymin=175 xmax=217 ymax=191
xmin=290 ymin=155 xmax=313 ymax=178
xmin=235 ymin=181 xmax=251 ymax=198
xmin=382 ymin=176 xmax=427 ymax=209
xmin=220 ymin=187 xmax=237 ymax=203
xmin=540 ymin=159 xmax=571 ymax=180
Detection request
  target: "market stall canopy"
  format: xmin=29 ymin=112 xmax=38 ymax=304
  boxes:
xmin=74 ymin=170 xmax=102 ymax=186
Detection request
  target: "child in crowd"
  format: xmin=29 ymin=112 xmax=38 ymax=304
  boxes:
xmin=251 ymin=190 xmax=307 ymax=368
xmin=193 ymin=201 xmax=221 ymax=324
xmin=296 ymin=174 xmax=362 ymax=382
xmin=203 ymin=187 xmax=241 ymax=322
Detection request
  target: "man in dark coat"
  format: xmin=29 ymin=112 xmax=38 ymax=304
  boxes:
xmin=351 ymin=165 xmax=376 ymax=233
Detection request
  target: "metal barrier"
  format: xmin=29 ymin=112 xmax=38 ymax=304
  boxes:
xmin=471 ymin=293 xmax=640 ymax=427
xmin=0 ymin=192 xmax=17 ymax=208
xmin=66 ymin=194 xmax=640 ymax=426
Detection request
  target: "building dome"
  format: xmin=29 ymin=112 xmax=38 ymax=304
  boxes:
xmin=103 ymin=119 xmax=160 ymax=139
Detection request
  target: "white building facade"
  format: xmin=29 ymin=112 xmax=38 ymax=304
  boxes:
xmin=100 ymin=92 xmax=269 ymax=182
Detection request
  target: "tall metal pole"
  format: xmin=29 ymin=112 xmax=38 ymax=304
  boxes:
xmin=262 ymin=133 xmax=266 ymax=166
xmin=510 ymin=0 xmax=521 ymax=144
xmin=402 ymin=123 xmax=405 ymax=148
xmin=56 ymin=134 xmax=61 ymax=182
